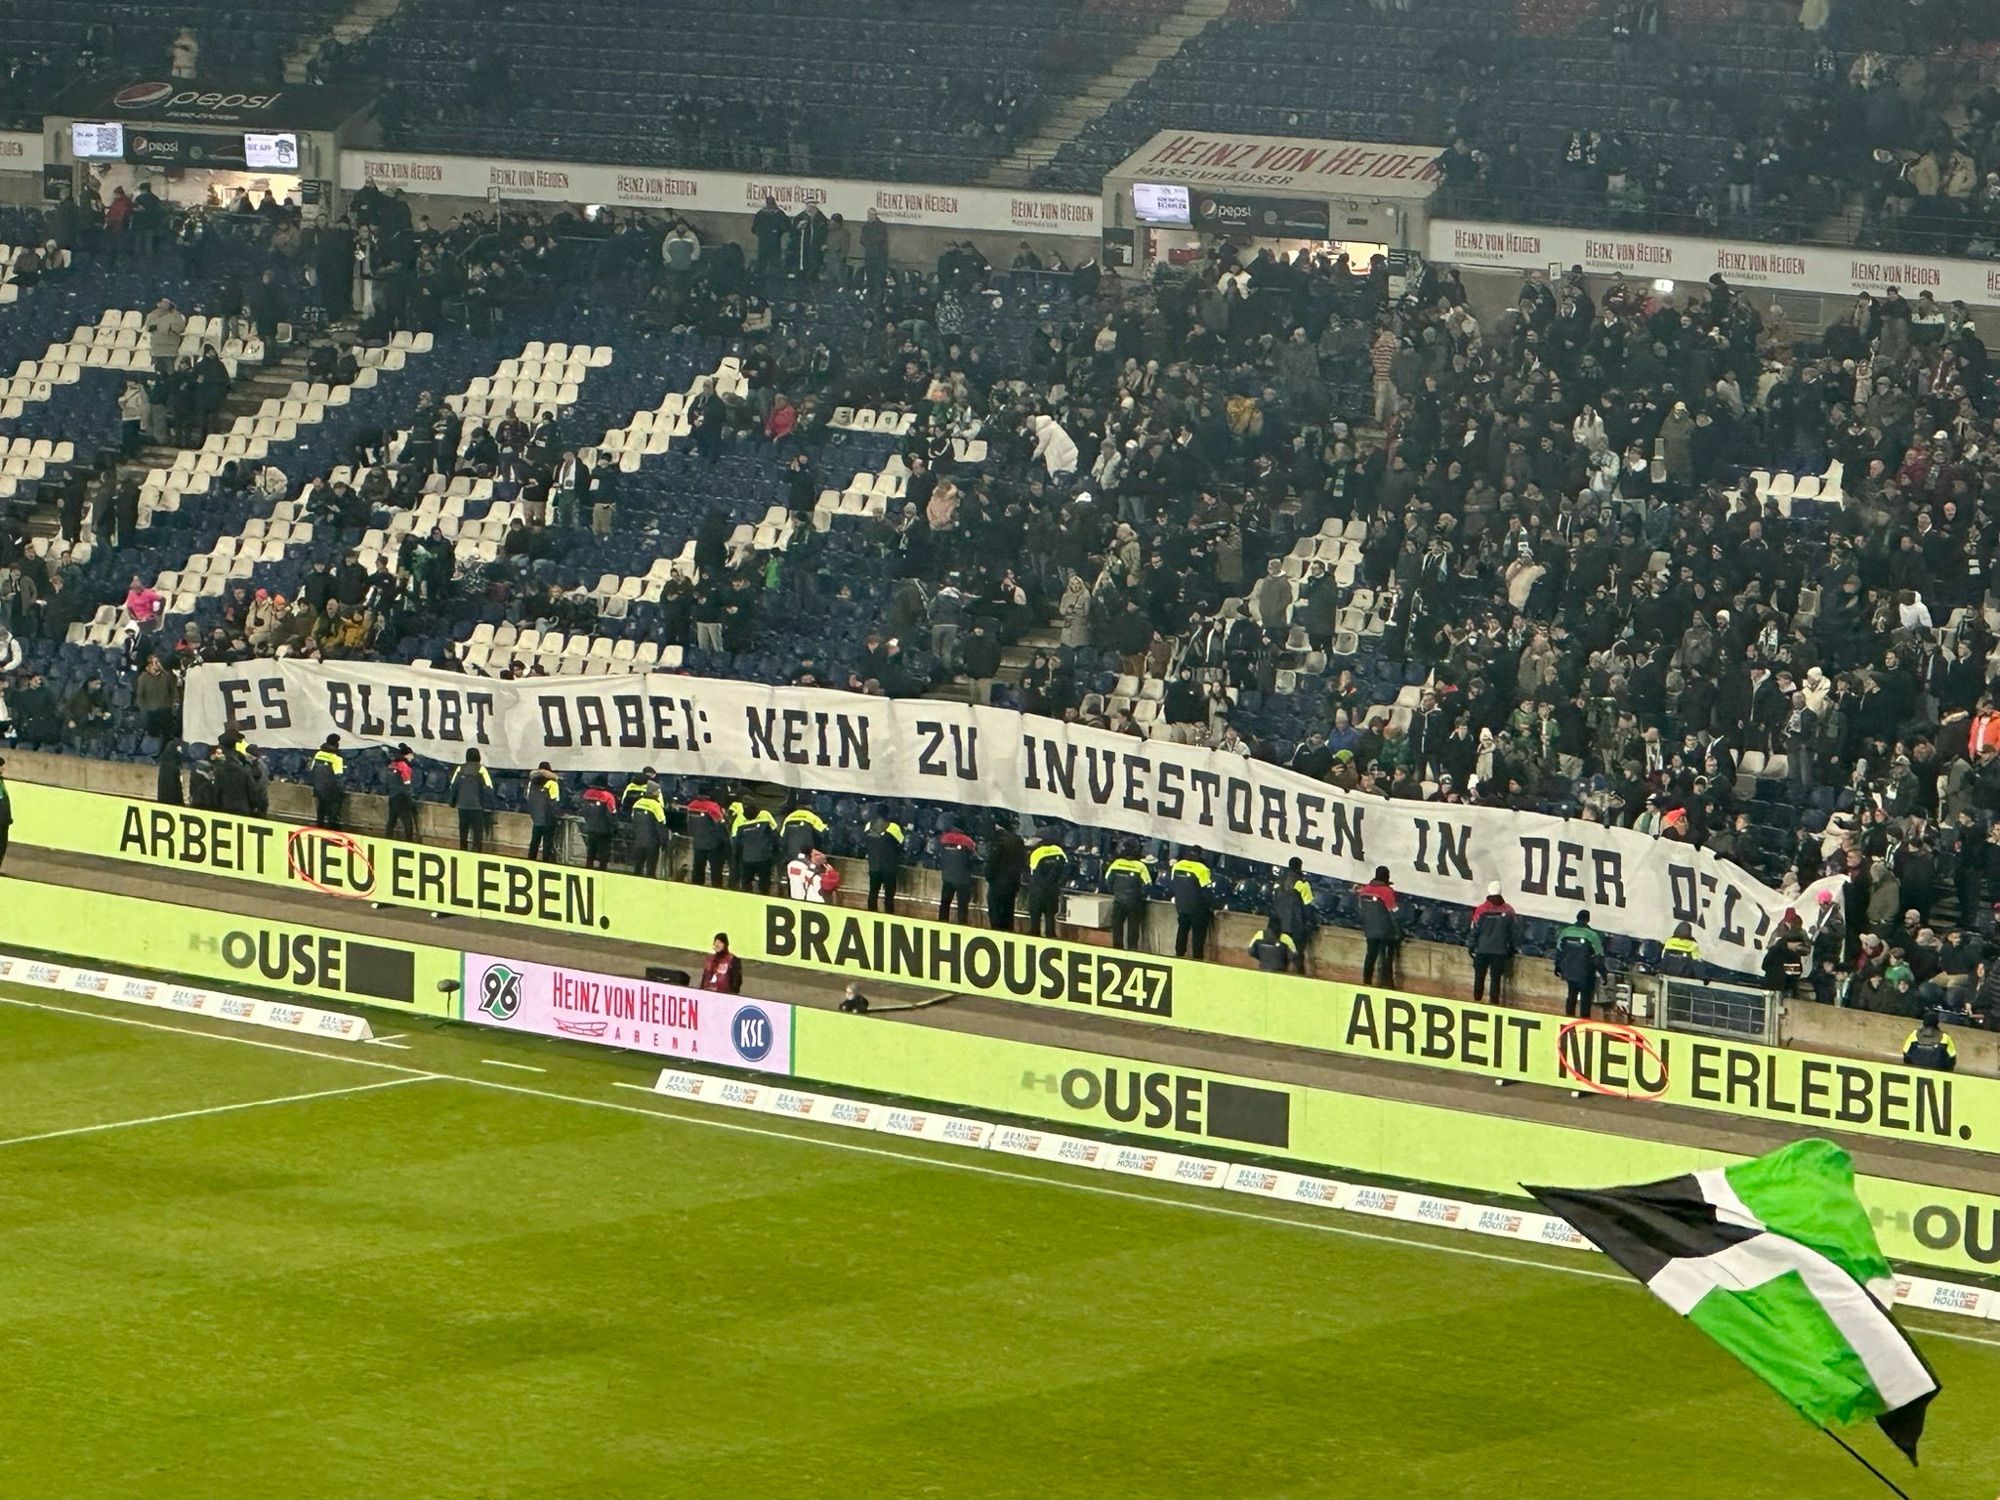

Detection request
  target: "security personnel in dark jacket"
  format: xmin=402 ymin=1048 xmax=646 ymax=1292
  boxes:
xmin=1271 ymin=856 xmax=1313 ymax=974
xmin=936 ymin=820 xmax=979 ymax=922
xmin=1355 ymin=866 xmax=1403 ymax=987
xmin=1465 ymin=882 xmax=1519 ymax=1003
xmin=734 ymin=804 xmax=780 ymax=892
xmin=1660 ymin=921 xmax=1701 ymax=976
xmin=629 ymin=779 xmax=667 ymax=877
xmin=864 ymin=805 xmax=904 ymax=912
xmin=526 ymin=763 xmax=563 ymax=861
xmin=384 ymin=743 xmax=417 ymax=840
xmin=1248 ymin=919 xmax=1296 ymax=972
xmin=212 ymin=749 xmax=253 ymax=816
xmin=684 ymin=789 xmax=729 ymax=885
xmin=309 ymin=734 xmax=345 ymax=829
xmin=580 ymin=777 xmax=620 ymax=869
xmin=449 ymin=749 xmax=495 ymax=853
xmin=986 ymin=820 xmax=1027 ymax=930
xmin=782 ymin=801 xmax=828 ymax=861
xmin=1104 ymin=845 xmax=1154 ymax=951
xmin=1025 ymin=836 xmax=1068 ymax=937
xmin=1170 ymin=851 xmax=1215 ymax=958
xmin=1553 ymin=910 xmax=1606 ymax=1018
xmin=1902 ymin=1013 xmax=1957 ymax=1071
xmin=620 ymin=767 xmax=656 ymax=812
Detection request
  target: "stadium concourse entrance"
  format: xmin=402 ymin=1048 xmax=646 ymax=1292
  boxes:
xmin=39 ymin=76 xmax=373 ymax=224
xmin=1098 ymin=127 xmax=1442 ymax=278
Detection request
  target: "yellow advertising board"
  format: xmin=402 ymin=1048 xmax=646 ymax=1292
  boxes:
xmin=21 ymin=782 xmax=1993 ymax=1158
xmin=0 ymin=876 xmax=460 ymax=1015
xmin=790 ymin=1009 xmax=2000 ymax=1279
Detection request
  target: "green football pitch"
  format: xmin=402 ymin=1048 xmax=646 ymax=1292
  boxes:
xmin=3 ymin=984 xmax=1997 ymax=1499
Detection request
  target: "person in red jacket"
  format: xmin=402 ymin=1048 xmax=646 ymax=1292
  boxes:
xmin=936 ymin=823 xmax=979 ymax=922
xmin=700 ymin=932 xmax=743 ymax=993
xmin=580 ymin=778 xmax=621 ymax=869
xmin=1355 ymin=865 xmax=1402 ymax=987
xmin=685 ymin=791 xmax=730 ymax=886
xmin=1465 ymin=881 xmax=1519 ymax=1005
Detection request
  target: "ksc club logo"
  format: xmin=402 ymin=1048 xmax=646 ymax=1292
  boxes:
xmin=478 ymin=963 xmax=523 ymax=1021
xmin=114 ymin=81 xmax=175 ymax=110
xmin=731 ymin=1004 xmax=775 ymax=1062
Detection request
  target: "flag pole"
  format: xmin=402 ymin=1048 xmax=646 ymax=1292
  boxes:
xmin=1818 ymin=1428 xmax=1912 ymax=1499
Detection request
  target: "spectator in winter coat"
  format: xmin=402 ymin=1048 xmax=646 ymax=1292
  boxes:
xmin=143 ymin=300 xmax=185 ymax=373
xmin=134 ymin=655 xmax=177 ymax=738
xmin=700 ymin=933 xmax=743 ymax=994
xmin=786 ymin=848 xmax=830 ymax=902
xmin=1029 ymin=413 xmax=1078 ymax=478
xmin=124 ymin=577 xmax=163 ymax=627
xmin=155 ymin=736 xmax=185 ymax=805
xmin=1466 ymin=883 xmax=1519 ymax=1003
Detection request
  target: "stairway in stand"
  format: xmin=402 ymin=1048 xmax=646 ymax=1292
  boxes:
xmin=983 ymin=0 xmax=1236 ymax=189
xmin=283 ymin=0 xmax=409 ymax=82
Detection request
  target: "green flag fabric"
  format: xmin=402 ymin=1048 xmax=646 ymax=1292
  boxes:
xmin=1528 ymin=1139 xmax=1938 ymax=1461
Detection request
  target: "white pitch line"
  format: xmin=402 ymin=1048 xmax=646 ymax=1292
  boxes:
xmin=364 ymin=1034 xmax=412 ymax=1049
xmin=479 ymin=1059 xmax=546 ymax=1074
xmin=452 ymin=1073 xmax=2000 ymax=1352
xmin=9 ymin=993 xmax=2000 ymax=1352
xmin=0 ymin=1075 xmax=434 ymax=1150
xmin=0 ymin=996 xmax=431 ymax=1077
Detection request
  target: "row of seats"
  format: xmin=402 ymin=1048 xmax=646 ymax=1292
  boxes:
xmin=458 ymin=633 xmax=689 ymax=677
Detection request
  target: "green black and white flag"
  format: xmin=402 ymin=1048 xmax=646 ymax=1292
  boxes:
xmin=1527 ymin=1139 xmax=1938 ymax=1462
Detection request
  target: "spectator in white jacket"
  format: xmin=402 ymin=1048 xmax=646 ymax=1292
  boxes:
xmin=1030 ymin=413 xmax=1078 ymax=478
xmin=786 ymin=848 xmax=829 ymax=902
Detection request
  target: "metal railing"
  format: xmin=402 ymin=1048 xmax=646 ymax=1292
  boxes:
xmin=1657 ymin=974 xmax=1782 ymax=1047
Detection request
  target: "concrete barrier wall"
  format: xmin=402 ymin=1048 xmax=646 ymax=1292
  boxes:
xmin=10 ymin=748 xmax=1977 ymax=1074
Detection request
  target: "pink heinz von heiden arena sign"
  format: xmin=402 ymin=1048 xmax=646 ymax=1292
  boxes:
xmin=464 ymin=953 xmax=792 ymax=1073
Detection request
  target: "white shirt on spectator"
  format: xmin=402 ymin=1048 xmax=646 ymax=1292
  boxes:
xmin=1899 ymin=594 xmax=1933 ymax=632
xmin=786 ymin=855 xmax=824 ymax=902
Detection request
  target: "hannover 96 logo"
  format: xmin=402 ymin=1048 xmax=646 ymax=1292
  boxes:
xmin=478 ymin=963 xmax=523 ymax=1021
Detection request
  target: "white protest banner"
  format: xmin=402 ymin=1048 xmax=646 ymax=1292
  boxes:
xmin=185 ymin=659 xmax=1807 ymax=970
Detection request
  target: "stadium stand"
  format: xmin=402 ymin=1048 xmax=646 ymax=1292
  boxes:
xmin=1029 ymin=0 xmax=2000 ymax=256
xmin=332 ymin=0 xmax=1185 ymax=182
xmin=0 ymin=4 xmax=1997 ymax=1012
xmin=0 ymin=1 xmax=350 ymax=126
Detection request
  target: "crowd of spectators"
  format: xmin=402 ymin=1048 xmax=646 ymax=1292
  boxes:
xmin=1435 ymin=41 xmax=2000 ymax=255
xmin=10 ymin=169 xmax=2000 ymax=1019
